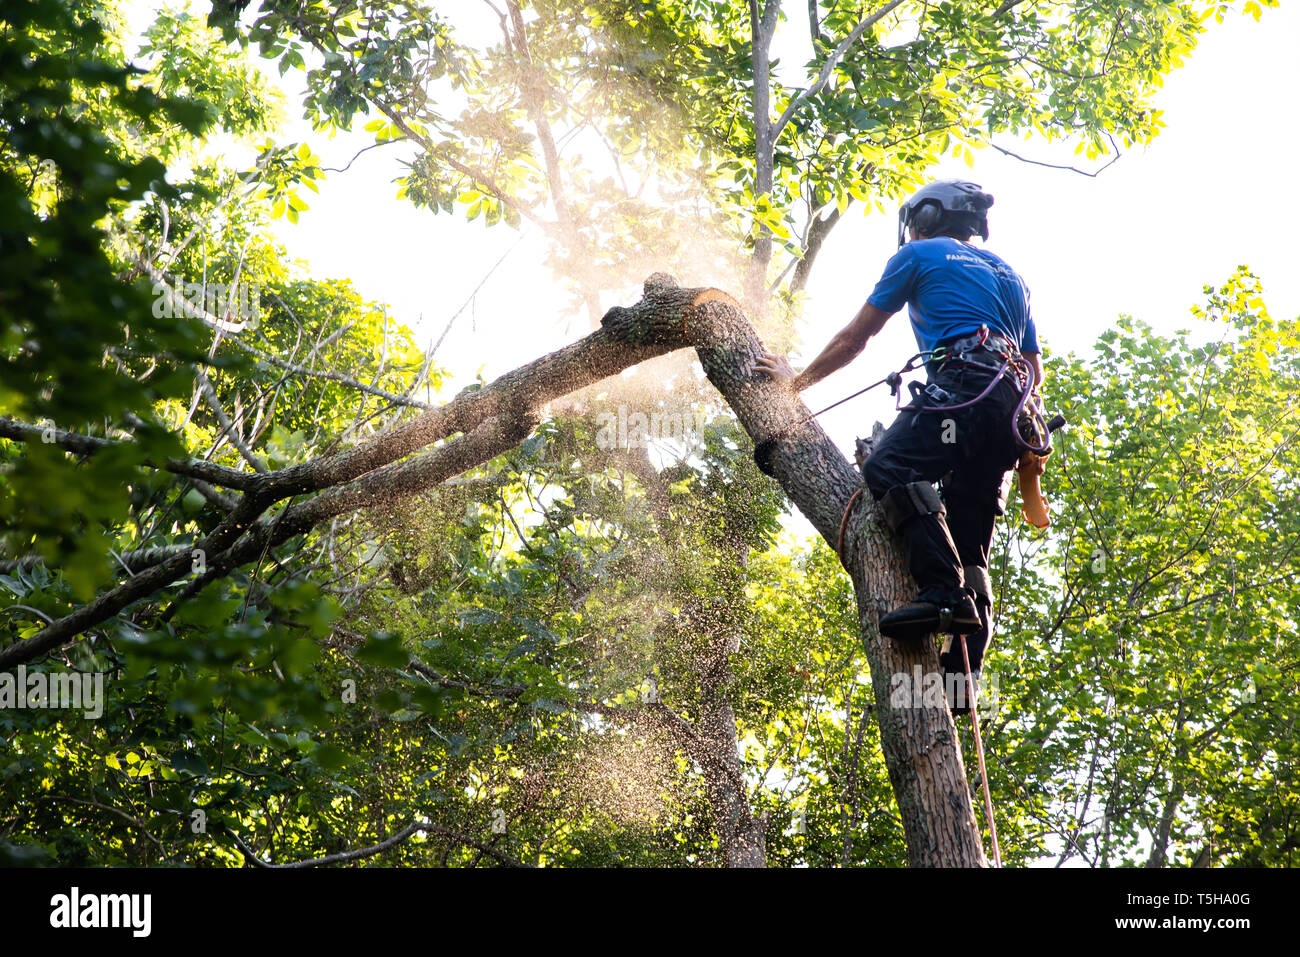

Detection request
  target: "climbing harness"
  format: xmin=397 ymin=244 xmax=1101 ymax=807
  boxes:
xmin=753 ymin=324 xmax=1062 ymax=480
xmin=762 ymin=326 xmax=1065 ymax=563
xmin=961 ymin=632 xmax=1002 ymax=867
xmin=901 ymin=325 xmax=1057 ymax=462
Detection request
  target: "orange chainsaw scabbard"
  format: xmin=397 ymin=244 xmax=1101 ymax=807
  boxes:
xmin=1016 ymin=451 xmax=1050 ymax=528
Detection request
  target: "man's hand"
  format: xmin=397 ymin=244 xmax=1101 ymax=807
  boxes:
xmin=754 ymin=351 xmax=799 ymax=387
xmin=753 ymin=302 xmax=891 ymax=394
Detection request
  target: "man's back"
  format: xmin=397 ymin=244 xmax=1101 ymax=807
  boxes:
xmin=866 ymin=236 xmax=1037 ymax=354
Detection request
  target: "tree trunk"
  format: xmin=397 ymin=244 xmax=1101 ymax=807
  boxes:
xmin=677 ymin=274 xmax=985 ymax=865
xmin=1146 ymin=699 xmax=1189 ymax=868
xmin=745 ymin=0 xmax=779 ymax=314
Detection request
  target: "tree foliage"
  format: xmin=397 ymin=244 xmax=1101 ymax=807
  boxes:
xmin=1 ymin=0 xmax=1288 ymax=867
xmin=985 ymin=267 xmax=1300 ymax=866
xmin=216 ymin=0 xmax=1244 ymax=313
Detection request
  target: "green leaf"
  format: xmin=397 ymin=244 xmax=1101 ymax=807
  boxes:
xmin=357 ymin=631 xmax=410 ymax=668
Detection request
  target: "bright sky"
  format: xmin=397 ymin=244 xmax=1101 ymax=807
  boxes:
xmin=129 ymin=1 xmax=1299 ymax=442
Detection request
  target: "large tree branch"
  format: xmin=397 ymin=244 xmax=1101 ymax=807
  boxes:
xmin=0 ymin=416 xmax=260 ymax=491
xmin=0 ymin=545 xmax=193 ymax=577
xmin=252 ymin=276 xmax=707 ymax=503
xmin=160 ymin=411 xmax=542 ymax=614
xmin=0 ymin=278 xmax=725 ymax=667
xmin=3 ymin=274 xmax=986 ymax=866
xmin=0 ymin=493 xmax=268 ymax=668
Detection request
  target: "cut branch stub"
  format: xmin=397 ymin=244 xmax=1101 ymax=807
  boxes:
xmin=600 ymin=273 xmax=739 ymax=346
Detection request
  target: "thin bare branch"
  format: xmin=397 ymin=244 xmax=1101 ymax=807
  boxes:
xmin=772 ymin=0 xmax=906 ymax=144
xmin=0 ymin=416 xmax=259 ymax=490
xmin=420 ymin=824 xmax=530 ymax=867
xmin=321 ymin=139 xmax=402 ymax=174
xmin=222 ymin=323 xmax=434 ymax=411
xmin=229 ymin=820 xmax=423 ymax=868
xmin=195 ymin=367 xmax=269 ymax=473
xmin=989 ymin=138 xmax=1122 ymax=177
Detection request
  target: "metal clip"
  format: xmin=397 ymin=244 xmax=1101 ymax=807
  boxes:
xmin=923 ymin=383 xmax=954 ymax=404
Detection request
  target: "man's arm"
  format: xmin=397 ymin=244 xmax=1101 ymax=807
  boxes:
xmin=1022 ymin=350 xmax=1044 ymax=395
xmin=754 ymin=301 xmax=894 ymax=391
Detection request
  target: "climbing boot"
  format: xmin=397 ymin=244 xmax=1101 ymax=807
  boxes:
xmin=879 ymin=591 xmax=980 ymax=643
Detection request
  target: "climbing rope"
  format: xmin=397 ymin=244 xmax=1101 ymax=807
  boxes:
xmin=836 ymin=487 xmax=864 ymax=558
xmin=960 ymin=633 xmax=1002 ymax=867
xmin=775 ymin=331 xmax=1024 ymax=866
xmin=753 ymin=350 xmax=938 ymax=474
xmin=838 ymin=479 xmax=1004 ymax=867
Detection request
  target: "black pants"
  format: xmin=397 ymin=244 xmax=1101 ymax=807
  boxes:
xmin=860 ymin=356 xmax=1024 ymax=670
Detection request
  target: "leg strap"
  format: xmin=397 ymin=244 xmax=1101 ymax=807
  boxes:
xmin=881 ymin=481 xmax=946 ymax=533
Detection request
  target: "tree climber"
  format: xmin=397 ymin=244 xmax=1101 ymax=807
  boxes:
xmin=755 ymin=180 xmax=1044 ymax=712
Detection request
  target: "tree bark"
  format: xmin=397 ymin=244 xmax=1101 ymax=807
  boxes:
xmin=677 ymin=275 xmax=985 ymax=866
xmin=745 ymin=0 xmax=780 ymax=312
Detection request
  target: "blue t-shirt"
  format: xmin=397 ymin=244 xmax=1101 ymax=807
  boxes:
xmin=866 ymin=237 xmax=1039 ymax=354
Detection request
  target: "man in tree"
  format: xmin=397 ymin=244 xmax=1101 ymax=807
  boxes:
xmin=756 ymin=180 xmax=1044 ymax=711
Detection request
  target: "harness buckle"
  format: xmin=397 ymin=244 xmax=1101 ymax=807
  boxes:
xmin=922 ymin=382 xmax=954 ymax=405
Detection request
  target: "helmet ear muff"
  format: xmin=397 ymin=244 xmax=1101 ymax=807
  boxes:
xmin=968 ymin=191 xmax=992 ymax=239
xmin=909 ymin=202 xmax=944 ymax=239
